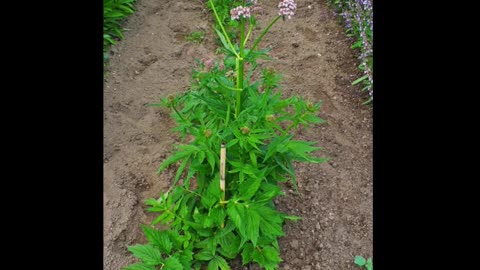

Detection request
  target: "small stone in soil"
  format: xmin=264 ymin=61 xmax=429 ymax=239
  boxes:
xmin=290 ymin=239 xmax=300 ymax=249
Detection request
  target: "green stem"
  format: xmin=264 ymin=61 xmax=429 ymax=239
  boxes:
xmin=208 ymin=0 xmax=239 ymax=58
xmin=246 ymin=16 xmax=281 ymax=58
xmin=240 ymin=18 xmax=245 ymax=55
xmin=172 ymin=104 xmax=186 ymax=122
xmin=243 ymin=22 xmax=254 ymax=48
xmin=215 ymin=78 xmax=242 ymax=92
xmin=235 ymin=57 xmax=244 ymax=119
xmin=235 ymin=18 xmax=245 ymax=119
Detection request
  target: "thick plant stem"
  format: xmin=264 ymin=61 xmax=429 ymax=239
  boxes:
xmin=235 ymin=59 xmax=244 ymax=119
xmin=220 ymin=143 xmax=226 ymax=228
xmin=235 ymin=18 xmax=245 ymax=118
xmin=246 ymin=16 xmax=281 ymax=58
xmin=235 ymin=18 xmax=246 ymax=119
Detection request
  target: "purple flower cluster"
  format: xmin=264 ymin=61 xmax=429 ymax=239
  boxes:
xmin=230 ymin=6 xmax=251 ymax=20
xmin=278 ymin=0 xmax=297 ymax=19
xmin=333 ymin=0 xmax=373 ymax=99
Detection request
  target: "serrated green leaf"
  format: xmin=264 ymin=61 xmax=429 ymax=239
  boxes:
xmin=207 ymin=255 xmax=231 ymax=270
xmin=179 ymin=248 xmax=193 ymax=269
xmin=144 ymin=198 xmax=161 ymax=208
xmin=213 ymin=28 xmax=235 ymax=56
xmin=354 ymin=256 xmax=366 ymax=266
xmin=255 ymin=182 xmax=282 ymax=203
xmin=227 ymin=202 xmax=246 ymax=238
xmin=196 ymin=236 xmax=217 ymax=254
xmin=127 ymin=245 xmax=162 ymax=266
xmin=167 ymin=229 xmax=184 ymax=250
xmin=245 ymin=207 xmax=260 ymax=246
xmin=194 ymin=250 xmax=214 ymax=261
xmin=214 ymin=221 xmax=236 ymax=239
xmin=122 ymin=263 xmax=156 ymax=270
xmin=257 ymin=206 xmax=285 ymax=239
xmin=174 ymin=157 xmax=190 ymax=186
xmin=351 ymin=40 xmax=362 ymax=49
xmin=157 ymin=145 xmax=198 ymax=174
xmin=209 ymin=207 xmax=226 ymax=227
xmin=251 ymin=245 xmax=282 ymax=269
xmin=241 ymin=243 xmax=254 ymax=265
xmin=217 ymin=231 xmax=241 ymax=259
xmin=140 ymin=226 xmax=172 ymax=254
xmin=105 ymin=11 xmax=125 ymax=18
xmin=206 ymin=151 xmax=216 ymax=174
xmin=287 ymin=140 xmax=319 ymax=155
xmin=303 ymin=113 xmax=325 ymax=124
xmin=226 ymin=138 xmax=239 ymax=148
xmin=262 ymin=246 xmax=282 ymax=265
xmin=216 ymin=75 xmax=235 ymax=88
xmin=201 ymin=175 xmax=221 ymax=208
xmin=264 ymin=135 xmax=292 ymax=162
xmin=197 ymin=150 xmax=206 ymax=163
xmin=152 ymin=211 xmax=173 ymax=225
xmin=249 ymin=152 xmax=257 ymax=167
xmin=163 ymin=256 xmax=183 ymax=270
xmin=238 ymin=177 xmax=261 ymax=201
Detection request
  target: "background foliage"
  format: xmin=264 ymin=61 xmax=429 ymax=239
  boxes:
xmin=104 ymin=0 xmax=137 ymax=64
xmin=329 ymin=0 xmax=373 ymax=104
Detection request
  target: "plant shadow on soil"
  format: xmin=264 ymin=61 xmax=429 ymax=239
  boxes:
xmin=104 ymin=0 xmax=372 ymax=269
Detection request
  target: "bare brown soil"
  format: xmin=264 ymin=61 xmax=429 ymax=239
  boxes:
xmin=104 ymin=1 xmax=372 ymax=269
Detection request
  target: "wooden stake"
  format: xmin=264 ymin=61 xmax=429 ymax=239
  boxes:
xmin=220 ymin=142 xmax=226 ymax=201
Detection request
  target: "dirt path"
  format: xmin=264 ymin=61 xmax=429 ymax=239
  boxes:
xmin=103 ymin=1 xmax=372 ymax=269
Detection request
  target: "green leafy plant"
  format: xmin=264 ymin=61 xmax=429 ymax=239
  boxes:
xmin=354 ymin=255 xmax=373 ymax=270
xmin=124 ymin=1 xmax=326 ymax=269
xmin=104 ymin=0 xmax=137 ymax=64
xmin=185 ymin=31 xmax=206 ymax=44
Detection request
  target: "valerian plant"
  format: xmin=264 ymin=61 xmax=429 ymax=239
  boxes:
xmin=123 ymin=1 xmax=327 ymax=269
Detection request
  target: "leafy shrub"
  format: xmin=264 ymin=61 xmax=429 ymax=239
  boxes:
xmin=123 ymin=1 xmax=327 ymax=269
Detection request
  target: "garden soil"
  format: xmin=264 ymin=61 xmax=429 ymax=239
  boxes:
xmin=104 ymin=0 xmax=372 ymax=269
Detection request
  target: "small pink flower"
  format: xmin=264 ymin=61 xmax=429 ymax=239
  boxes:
xmin=201 ymin=57 xmax=215 ymax=71
xmin=230 ymin=6 xmax=251 ymax=20
xmin=278 ymin=0 xmax=297 ymax=19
